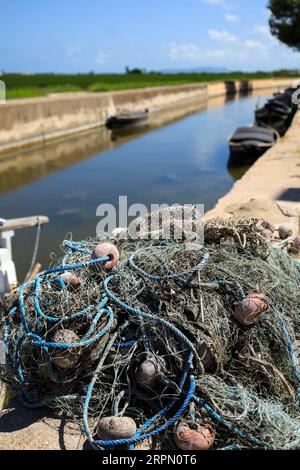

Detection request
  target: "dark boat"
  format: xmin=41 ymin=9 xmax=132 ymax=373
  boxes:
xmin=106 ymin=109 xmax=149 ymax=131
xmin=255 ymin=105 xmax=291 ymax=136
xmin=255 ymin=110 xmax=292 ymax=136
xmin=110 ymin=124 xmax=150 ymax=142
xmin=255 ymin=87 xmax=299 ymax=136
xmin=228 ymin=126 xmax=279 ymax=165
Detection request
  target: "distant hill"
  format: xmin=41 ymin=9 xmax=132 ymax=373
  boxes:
xmin=160 ymin=67 xmax=230 ymax=74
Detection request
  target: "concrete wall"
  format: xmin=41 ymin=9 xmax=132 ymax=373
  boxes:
xmin=0 ymin=78 xmax=297 ymax=156
xmin=207 ymin=78 xmax=297 ymax=98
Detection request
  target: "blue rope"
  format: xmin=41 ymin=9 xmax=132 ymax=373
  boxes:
xmin=129 ymin=352 xmax=193 ymax=450
xmin=3 ymin=249 xmax=113 ymax=408
xmin=5 ymin=238 xmax=297 ymax=450
xmin=128 ymin=246 xmax=210 ymax=282
xmin=113 ymin=341 xmax=137 ymax=348
xmin=192 ymin=395 xmax=266 ymax=448
xmin=220 ymin=444 xmax=245 ymax=450
xmin=277 ymin=315 xmax=300 ymax=383
xmin=4 ymin=240 xmax=200 ymax=446
xmin=34 ymin=276 xmax=108 ymax=323
xmin=84 ymin=373 xmax=195 ymax=448
xmin=40 ymin=255 xmax=110 ymax=276
xmin=276 ymin=314 xmax=300 ymax=402
xmin=32 ymin=309 xmax=113 ymax=349
xmin=104 ymin=275 xmax=200 ymax=360
xmin=63 ymin=241 xmax=92 ymax=254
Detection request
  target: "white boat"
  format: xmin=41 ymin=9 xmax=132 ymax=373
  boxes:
xmin=0 ymin=215 xmax=49 ymax=297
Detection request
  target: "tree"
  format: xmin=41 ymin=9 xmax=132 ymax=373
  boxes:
xmin=125 ymin=67 xmax=144 ymax=75
xmin=269 ymin=0 xmax=300 ymax=50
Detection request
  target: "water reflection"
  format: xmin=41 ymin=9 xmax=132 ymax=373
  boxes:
xmin=227 ymin=162 xmax=251 ymax=181
xmin=0 ymin=129 xmax=113 ymax=194
xmin=0 ymin=95 xmax=212 ymax=194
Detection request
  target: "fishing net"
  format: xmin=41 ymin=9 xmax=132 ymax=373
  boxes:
xmin=1 ymin=216 xmax=300 ymax=450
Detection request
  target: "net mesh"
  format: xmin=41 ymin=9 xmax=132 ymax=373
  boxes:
xmin=1 ymin=216 xmax=300 ymax=450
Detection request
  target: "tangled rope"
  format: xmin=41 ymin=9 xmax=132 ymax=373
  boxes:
xmin=1 ymin=217 xmax=300 ymax=450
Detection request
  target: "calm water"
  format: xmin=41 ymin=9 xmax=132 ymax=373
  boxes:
xmin=0 ymin=91 xmax=271 ymax=279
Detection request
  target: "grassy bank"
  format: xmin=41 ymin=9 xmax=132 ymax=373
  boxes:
xmin=3 ymin=71 xmax=299 ymax=99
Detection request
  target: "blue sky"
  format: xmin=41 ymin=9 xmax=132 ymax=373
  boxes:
xmin=1 ymin=0 xmax=300 ymax=73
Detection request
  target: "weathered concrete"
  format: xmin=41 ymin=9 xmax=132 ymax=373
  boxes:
xmin=0 ymin=84 xmax=206 ymax=153
xmin=206 ymin=110 xmax=300 ymax=236
xmin=0 ymin=78 xmax=297 ymax=155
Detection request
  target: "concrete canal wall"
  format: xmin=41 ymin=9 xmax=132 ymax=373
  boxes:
xmin=0 ymin=78 xmax=297 ymax=156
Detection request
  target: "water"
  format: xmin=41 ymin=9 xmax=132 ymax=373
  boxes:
xmin=0 ymin=91 xmax=272 ymax=279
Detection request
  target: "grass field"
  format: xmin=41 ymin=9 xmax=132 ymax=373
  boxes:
xmin=2 ymin=71 xmax=299 ymax=99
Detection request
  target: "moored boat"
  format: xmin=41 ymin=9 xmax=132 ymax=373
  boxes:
xmin=255 ymin=87 xmax=299 ymax=136
xmin=106 ymin=109 xmax=149 ymax=131
xmin=228 ymin=126 xmax=279 ymax=165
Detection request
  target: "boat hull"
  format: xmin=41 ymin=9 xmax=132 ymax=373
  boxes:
xmin=106 ymin=111 xmax=149 ymax=131
xmin=255 ymin=88 xmax=298 ymax=136
xmin=228 ymin=125 xmax=278 ymax=166
xmin=229 ymin=143 xmax=272 ymax=166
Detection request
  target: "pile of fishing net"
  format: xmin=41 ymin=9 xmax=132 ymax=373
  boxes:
xmin=1 ymin=216 xmax=300 ymax=450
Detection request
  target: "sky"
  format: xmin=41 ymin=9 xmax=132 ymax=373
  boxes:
xmin=1 ymin=0 xmax=300 ymax=73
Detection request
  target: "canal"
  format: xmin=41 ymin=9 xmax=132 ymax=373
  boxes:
xmin=0 ymin=90 xmax=273 ymax=279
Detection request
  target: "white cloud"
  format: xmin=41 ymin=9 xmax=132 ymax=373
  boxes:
xmin=64 ymin=44 xmax=81 ymax=57
xmin=202 ymin=0 xmax=227 ymax=5
xmin=202 ymin=0 xmax=233 ymax=9
xmin=244 ymin=39 xmax=264 ymax=49
xmin=208 ymin=29 xmax=238 ymax=43
xmin=167 ymin=42 xmax=227 ymax=61
xmin=253 ymin=25 xmax=270 ymax=37
xmin=203 ymin=0 xmax=225 ymax=3
xmin=225 ymin=13 xmax=239 ymax=23
xmin=166 ymin=19 xmax=300 ymax=70
xmin=167 ymin=36 xmax=275 ymax=66
xmin=243 ymin=39 xmax=269 ymax=59
xmin=168 ymin=42 xmax=205 ymax=61
xmin=95 ymin=51 xmax=107 ymax=65
xmin=252 ymin=24 xmax=276 ymax=43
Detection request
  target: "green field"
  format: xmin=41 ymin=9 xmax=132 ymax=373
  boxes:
xmin=2 ymin=71 xmax=299 ymax=99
